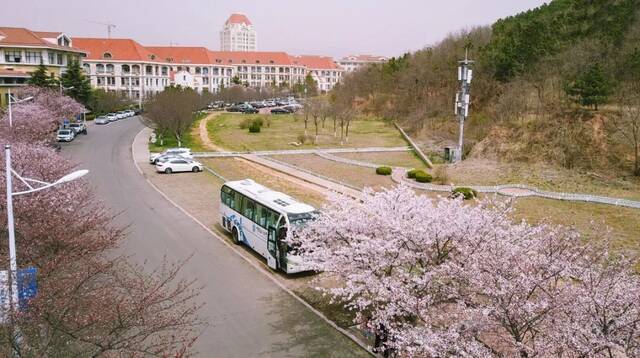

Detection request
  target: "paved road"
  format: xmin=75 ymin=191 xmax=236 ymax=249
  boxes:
xmin=61 ymin=117 xmax=367 ymax=357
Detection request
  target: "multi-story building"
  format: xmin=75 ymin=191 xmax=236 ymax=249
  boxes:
xmin=145 ymin=46 xmax=233 ymax=92
xmin=291 ymin=55 xmax=343 ymax=93
xmin=337 ymin=54 xmax=388 ymax=72
xmin=0 ymin=27 xmax=85 ymax=105
xmin=220 ymin=13 xmax=257 ymax=52
xmin=209 ymin=51 xmax=305 ymax=88
xmin=73 ymin=39 xmax=234 ymax=100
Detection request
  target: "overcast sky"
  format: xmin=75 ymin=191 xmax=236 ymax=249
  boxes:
xmin=2 ymin=0 xmax=548 ymax=58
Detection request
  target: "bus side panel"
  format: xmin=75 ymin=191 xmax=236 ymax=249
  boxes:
xmin=221 ymin=206 xmax=270 ymax=260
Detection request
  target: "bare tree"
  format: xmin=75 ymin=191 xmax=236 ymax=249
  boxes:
xmin=145 ymin=86 xmax=201 ymax=147
xmin=307 ymin=97 xmax=329 ymax=144
xmin=612 ymin=89 xmax=640 ymax=176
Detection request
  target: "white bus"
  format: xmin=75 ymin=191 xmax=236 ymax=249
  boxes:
xmin=220 ymin=179 xmax=317 ymax=274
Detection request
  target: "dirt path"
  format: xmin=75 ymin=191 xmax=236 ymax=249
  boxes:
xmin=198 ymin=112 xmax=225 ymax=151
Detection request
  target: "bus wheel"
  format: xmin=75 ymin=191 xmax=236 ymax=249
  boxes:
xmin=231 ymin=227 xmax=241 ymax=245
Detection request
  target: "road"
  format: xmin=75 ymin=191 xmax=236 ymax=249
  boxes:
xmin=61 ymin=117 xmax=367 ymax=357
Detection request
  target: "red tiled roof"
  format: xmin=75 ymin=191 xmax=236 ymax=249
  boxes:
xmin=0 ymin=27 xmax=84 ymax=53
xmin=209 ymin=51 xmax=293 ymax=65
xmin=291 ymin=55 xmax=339 ymax=70
xmin=33 ymin=31 xmax=63 ymax=38
xmin=146 ymin=46 xmax=216 ymax=64
xmin=225 ymin=13 xmax=252 ymax=25
xmin=73 ymin=38 xmax=158 ymax=62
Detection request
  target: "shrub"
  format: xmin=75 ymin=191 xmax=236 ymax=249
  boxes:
xmin=452 ymin=187 xmax=478 ymax=200
xmin=376 ymin=166 xmax=392 ymax=175
xmin=414 ymin=170 xmax=433 ymax=183
xmin=407 ymin=169 xmax=419 ymax=178
xmin=297 ymin=134 xmax=308 ymax=144
xmin=239 ymin=118 xmax=252 ymax=129
xmin=252 ymin=117 xmax=263 ymax=127
xmin=248 ymin=122 xmax=261 ymax=133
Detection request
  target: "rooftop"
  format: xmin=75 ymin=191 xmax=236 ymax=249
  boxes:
xmin=0 ymin=27 xmax=84 ymax=53
xmin=73 ymin=38 xmax=158 ymax=62
xmin=225 ymin=13 xmax=252 ymax=26
xmin=225 ymin=179 xmax=316 ymax=215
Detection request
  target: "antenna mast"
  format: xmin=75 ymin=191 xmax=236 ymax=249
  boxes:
xmin=453 ymin=48 xmax=474 ymax=162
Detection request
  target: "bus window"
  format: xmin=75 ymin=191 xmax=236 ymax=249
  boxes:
xmin=266 ymin=209 xmax=279 ymax=229
xmin=257 ymin=204 xmax=268 ymax=228
xmin=232 ymin=191 xmax=242 ymax=212
xmin=242 ymin=196 xmax=256 ymax=221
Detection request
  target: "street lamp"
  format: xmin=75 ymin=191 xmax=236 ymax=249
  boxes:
xmin=7 ymin=88 xmax=34 ymax=127
xmin=4 ymin=144 xmax=88 ymax=316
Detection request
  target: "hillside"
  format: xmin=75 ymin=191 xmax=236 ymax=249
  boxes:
xmin=332 ymin=0 xmax=640 ymax=177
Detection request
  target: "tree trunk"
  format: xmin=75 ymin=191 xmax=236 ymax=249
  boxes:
xmin=333 ymin=118 xmax=337 ymax=137
xmin=176 ymin=133 xmax=181 ymax=148
xmin=345 ymin=120 xmax=351 ymax=143
xmin=340 ymin=119 xmax=344 ymax=146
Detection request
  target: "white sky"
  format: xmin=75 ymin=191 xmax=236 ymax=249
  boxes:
xmin=2 ymin=0 xmax=548 ymax=57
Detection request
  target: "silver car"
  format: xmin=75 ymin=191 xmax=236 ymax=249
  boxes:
xmin=95 ymin=116 xmax=109 ymax=125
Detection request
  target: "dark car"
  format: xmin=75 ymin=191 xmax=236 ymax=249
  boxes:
xmin=271 ymin=107 xmax=291 ymax=114
xmin=242 ymin=107 xmax=259 ymax=114
xmin=227 ymin=105 xmax=244 ymax=112
xmin=134 ymin=108 xmax=144 ymax=115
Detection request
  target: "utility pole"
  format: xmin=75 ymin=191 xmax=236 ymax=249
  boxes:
xmin=453 ymin=48 xmax=474 ymax=162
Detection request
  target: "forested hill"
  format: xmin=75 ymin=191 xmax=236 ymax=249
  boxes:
xmin=484 ymin=0 xmax=640 ymax=82
xmin=332 ymin=0 xmax=640 ymax=175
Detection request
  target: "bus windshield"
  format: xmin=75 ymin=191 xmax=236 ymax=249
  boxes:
xmin=287 ymin=211 xmax=319 ymax=226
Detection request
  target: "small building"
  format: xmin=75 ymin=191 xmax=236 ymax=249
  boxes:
xmin=337 ymin=54 xmax=388 ymax=73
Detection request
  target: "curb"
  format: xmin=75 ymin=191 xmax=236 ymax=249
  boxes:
xmin=131 ymin=127 xmax=375 ymax=356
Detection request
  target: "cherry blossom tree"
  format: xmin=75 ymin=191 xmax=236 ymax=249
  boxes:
xmin=0 ymin=94 xmax=203 ymax=355
xmin=291 ymin=185 xmax=640 ymax=357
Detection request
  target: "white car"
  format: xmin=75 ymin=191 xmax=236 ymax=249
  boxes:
xmin=149 ymin=148 xmax=192 ymax=164
xmin=57 ymin=129 xmax=75 ymax=142
xmin=116 ymin=111 xmax=128 ymax=119
xmin=125 ymin=110 xmax=135 ymax=117
xmin=106 ymin=114 xmax=118 ymax=122
xmin=156 ymin=158 xmax=203 ymax=174
xmin=95 ymin=116 xmax=110 ymax=125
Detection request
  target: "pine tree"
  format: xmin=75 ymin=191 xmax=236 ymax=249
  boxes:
xmin=60 ymin=57 xmax=92 ymax=105
xmin=28 ymin=60 xmax=53 ymax=87
xmin=565 ymin=63 xmax=613 ymax=110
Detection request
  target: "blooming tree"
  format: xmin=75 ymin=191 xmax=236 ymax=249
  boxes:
xmin=292 ymin=185 xmax=640 ymax=357
xmin=0 ymin=93 xmax=203 ymax=355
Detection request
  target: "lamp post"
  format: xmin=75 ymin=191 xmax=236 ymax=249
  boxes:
xmin=4 ymin=144 xmax=88 ymax=319
xmin=7 ymin=88 xmax=34 ymax=128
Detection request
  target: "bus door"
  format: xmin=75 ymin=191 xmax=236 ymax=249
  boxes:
xmin=267 ymin=226 xmax=278 ymax=270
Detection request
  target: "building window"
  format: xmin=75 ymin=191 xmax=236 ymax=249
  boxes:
xmin=122 ymin=64 xmax=130 ymax=74
xmin=103 ymin=52 xmax=112 ymax=59
xmin=56 ymin=53 xmax=63 ymax=65
xmin=83 ymin=63 xmax=90 ymax=73
xmin=202 ymin=67 xmax=209 ymax=75
xmin=5 ymin=50 xmax=22 ymax=63
xmin=107 ymin=77 xmax=115 ymax=85
xmin=195 ymin=67 xmax=201 ymax=74
xmin=161 ymin=66 xmax=168 ymax=76
xmin=96 ymin=64 xmax=105 ymax=74
xmin=25 ymin=51 xmax=42 ymax=64
xmin=106 ymin=64 xmax=114 ymax=73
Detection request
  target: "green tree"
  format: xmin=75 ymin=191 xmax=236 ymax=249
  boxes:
xmin=565 ymin=63 xmax=613 ymax=110
xmin=28 ymin=60 xmax=55 ymax=88
xmin=60 ymin=57 xmax=92 ymax=105
xmin=304 ymin=74 xmax=318 ymax=96
xmin=231 ymin=75 xmax=241 ymax=85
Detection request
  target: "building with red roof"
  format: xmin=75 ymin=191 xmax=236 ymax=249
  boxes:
xmin=337 ymin=54 xmax=388 ymax=72
xmin=0 ymin=27 xmax=86 ymax=105
xmin=220 ymin=13 xmax=257 ymax=52
xmin=291 ymin=55 xmax=342 ymax=92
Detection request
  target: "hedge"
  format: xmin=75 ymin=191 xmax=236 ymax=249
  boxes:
xmin=376 ymin=166 xmax=392 ymax=175
xmin=407 ymin=169 xmax=419 ymax=179
xmin=452 ymin=187 xmax=478 ymax=200
xmin=414 ymin=170 xmax=433 ymax=183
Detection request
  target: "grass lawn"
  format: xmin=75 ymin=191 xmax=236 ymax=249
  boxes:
xmin=201 ymin=157 xmax=326 ymax=208
xmin=442 ymin=158 xmax=640 ymax=201
xmin=270 ymin=154 xmax=396 ymax=190
xmin=336 ymin=151 xmax=427 ymax=169
xmin=149 ymin=112 xmax=208 ymax=153
xmin=207 ymin=113 xmax=407 ymax=151
xmin=512 ymin=197 xmax=640 ymax=259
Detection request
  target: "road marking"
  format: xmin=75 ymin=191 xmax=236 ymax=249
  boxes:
xmin=131 ymin=127 xmax=374 ymax=356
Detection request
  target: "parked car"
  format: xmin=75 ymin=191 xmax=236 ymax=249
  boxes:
xmin=156 ymin=158 xmax=203 ymax=174
xmin=271 ymin=107 xmax=291 ymax=114
xmin=149 ymin=147 xmax=192 ymax=164
xmin=116 ymin=111 xmax=128 ymax=119
xmin=69 ymin=122 xmax=87 ymax=135
xmin=134 ymin=108 xmax=143 ymax=115
xmin=95 ymin=116 xmax=110 ymax=125
xmin=242 ymin=107 xmax=259 ymax=114
xmin=106 ymin=113 xmax=118 ymax=122
xmin=57 ymin=129 xmax=75 ymax=142
xmin=125 ymin=110 xmax=135 ymax=117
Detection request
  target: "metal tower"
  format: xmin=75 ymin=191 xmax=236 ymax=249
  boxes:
xmin=453 ymin=49 xmax=474 ymax=162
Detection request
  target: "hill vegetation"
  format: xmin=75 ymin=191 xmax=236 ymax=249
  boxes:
xmin=333 ymin=0 xmax=640 ymax=176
